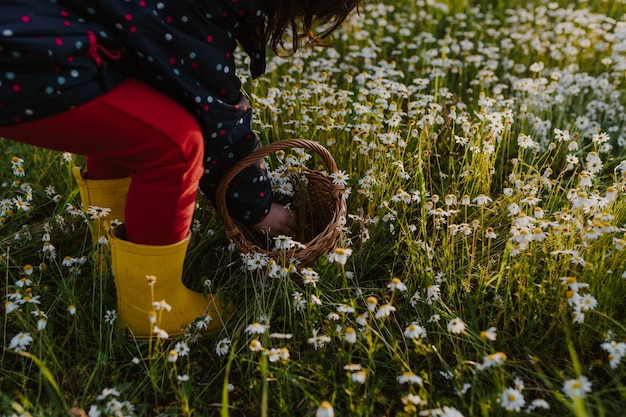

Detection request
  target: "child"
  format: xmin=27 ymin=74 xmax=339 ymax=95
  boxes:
xmin=0 ymin=0 xmax=362 ymax=338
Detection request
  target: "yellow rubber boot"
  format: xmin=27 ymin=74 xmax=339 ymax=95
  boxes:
xmin=72 ymin=166 xmax=130 ymax=244
xmin=109 ymin=225 xmax=226 ymax=338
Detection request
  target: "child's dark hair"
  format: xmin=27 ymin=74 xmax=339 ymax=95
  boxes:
xmin=263 ymin=0 xmax=363 ymax=55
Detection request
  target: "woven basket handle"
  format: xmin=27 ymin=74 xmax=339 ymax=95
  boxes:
xmin=216 ymin=138 xmax=339 ymax=234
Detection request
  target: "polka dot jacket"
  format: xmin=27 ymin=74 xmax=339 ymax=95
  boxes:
xmin=0 ymin=0 xmax=272 ymax=225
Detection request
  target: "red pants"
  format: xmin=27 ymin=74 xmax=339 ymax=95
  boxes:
xmin=0 ymin=79 xmax=203 ymax=245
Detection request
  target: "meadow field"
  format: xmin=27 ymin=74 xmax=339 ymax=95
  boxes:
xmin=2 ymin=0 xmax=626 ymax=415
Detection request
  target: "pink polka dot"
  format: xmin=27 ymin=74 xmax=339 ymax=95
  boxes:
xmin=169 ymin=57 xmax=176 ymax=65
xmin=13 ymin=84 xmax=21 ymax=92
xmin=129 ymin=26 xmax=137 ymax=33
xmin=21 ymin=16 xmax=30 ymax=23
xmin=125 ymin=14 xmax=133 ymax=21
xmin=139 ymin=0 xmax=146 ymax=6
xmin=64 ymin=21 xmax=71 ymax=27
xmin=207 ymin=35 xmax=213 ymax=43
xmin=55 ymin=38 xmax=63 ymax=46
xmin=259 ymin=192 xmax=265 ymax=198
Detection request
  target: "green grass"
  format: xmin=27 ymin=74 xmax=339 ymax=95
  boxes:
xmin=3 ymin=0 xmax=626 ymax=415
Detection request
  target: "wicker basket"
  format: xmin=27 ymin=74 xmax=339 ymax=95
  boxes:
xmin=216 ymin=138 xmax=347 ymax=265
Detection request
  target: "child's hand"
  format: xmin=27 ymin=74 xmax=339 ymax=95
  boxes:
xmin=250 ymin=203 xmax=298 ymax=238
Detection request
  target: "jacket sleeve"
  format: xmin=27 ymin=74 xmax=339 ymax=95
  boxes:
xmin=184 ymin=14 xmax=272 ymax=225
xmin=197 ymin=92 xmax=273 ymax=225
xmin=113 ymin=0 xmax=273 ymax=226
